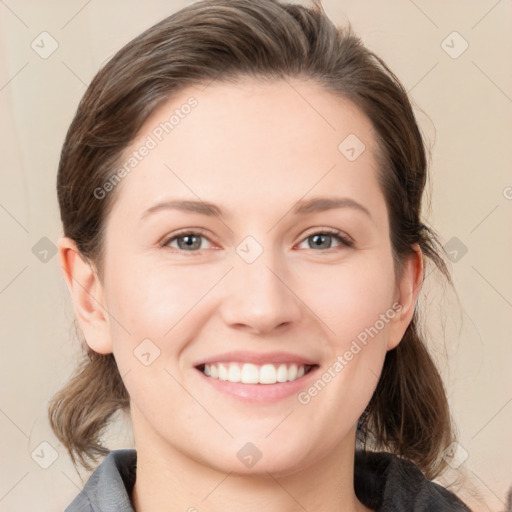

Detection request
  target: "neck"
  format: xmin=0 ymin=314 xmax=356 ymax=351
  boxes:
xmin=131 ymin=429 xmax=370 ymax=512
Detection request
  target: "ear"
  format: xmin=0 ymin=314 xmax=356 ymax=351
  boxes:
xmin=58 ymin=237 xmax=113 ymax=354
xmin=386 ymin=244 xmax=423 ymax=351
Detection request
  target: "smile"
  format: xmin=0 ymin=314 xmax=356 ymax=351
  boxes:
xmin=200 ymin=362 xmax=314 ymax=384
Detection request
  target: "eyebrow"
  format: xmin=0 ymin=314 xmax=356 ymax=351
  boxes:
xmin=140 ymin=196 xmax=371 ymax=221
xmin=292 ymin=197 xmax=371 ymax=218
xmin=141 ymin=200 xmax=222 ymax=220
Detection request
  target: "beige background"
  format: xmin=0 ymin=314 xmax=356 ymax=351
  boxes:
xmin=1 ymin=0 xmax=511 ymax=510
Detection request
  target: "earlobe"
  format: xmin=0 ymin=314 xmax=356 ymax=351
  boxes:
xmin=386 ymin=244 xmax=424 ymax=351
xmin=58 ymin=237 xmax=113 ymax=354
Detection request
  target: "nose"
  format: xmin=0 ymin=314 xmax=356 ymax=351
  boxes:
xmin=219 ymin=254 xmax=302 ymax=336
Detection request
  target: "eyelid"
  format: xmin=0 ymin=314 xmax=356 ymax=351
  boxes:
xmin=296 ymin=227 xmax=354 ymax=248
xmin=159 ymin=228 xmax=218 ymax=250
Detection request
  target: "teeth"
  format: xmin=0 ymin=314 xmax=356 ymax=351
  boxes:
xmin=218 ymin=363 xmax=228 ymax=381
xmin=202 ymin=362 xmax=309 ymax=384
xmin=241 ymin=363 xmax=259 ymax=384
xmin=228 ymin=364 xmax=241 ymax=382
xmin=260 ymin=364 xmax=277 ymax=384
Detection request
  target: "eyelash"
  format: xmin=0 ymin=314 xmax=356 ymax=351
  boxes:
xmin=160 ymin=228 xmax=354 ymax=254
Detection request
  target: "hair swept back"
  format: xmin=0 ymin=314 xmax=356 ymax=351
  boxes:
xmin=50 ymin=0 xmax=454 ymax=478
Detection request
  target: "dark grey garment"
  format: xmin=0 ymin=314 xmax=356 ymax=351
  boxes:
xmin=353 ymin=451 xmax=472 ymax=511
xmin=65 ymin=449 xmax=136 ymax=512
xmin=65 ymin=449 xmax=472 ymax=511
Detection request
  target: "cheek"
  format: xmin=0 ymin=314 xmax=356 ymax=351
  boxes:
xmin=294 ymin=253 xmax=397 ymax=349
xmin=101 ymin=259 xmax=216 ymax=416
xmin=105 ymin=258 xmax=223 ymax=337
xmin=293 ymin=279 xmax=394 ymax=450
xmin=291 ymin=253 xmax=397 ymax=409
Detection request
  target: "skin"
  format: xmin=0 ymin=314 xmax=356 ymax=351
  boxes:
xmin=59 ymin=78 xmax=423 ymax=512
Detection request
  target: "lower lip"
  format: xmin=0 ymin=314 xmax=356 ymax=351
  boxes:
xmin=195 ymin=367 xmax=319 ymax=403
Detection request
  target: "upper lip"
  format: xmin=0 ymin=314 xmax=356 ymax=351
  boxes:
xmin=193 ymin=351 xmax=318 ymax=367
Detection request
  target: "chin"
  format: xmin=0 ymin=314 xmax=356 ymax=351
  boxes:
xmin=194 ymin=436 xmax=318 ymax=478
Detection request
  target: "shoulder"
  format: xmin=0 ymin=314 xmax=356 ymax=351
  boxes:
xmin=64 ymin=449 xmax=137 ymax=512
xmin=354 ymin=450 xmax=472 ymax=511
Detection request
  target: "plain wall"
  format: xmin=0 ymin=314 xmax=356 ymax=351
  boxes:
xmin=1 ymin=1 xmax=511 ymax=510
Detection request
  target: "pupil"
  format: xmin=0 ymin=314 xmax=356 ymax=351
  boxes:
xmin=178 ymin=235 xmax=201 ymax=250
xmin=309 ymin=234 xmax=331 ymax=249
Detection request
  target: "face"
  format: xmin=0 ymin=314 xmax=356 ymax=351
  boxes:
xmin=84 ymin=79 xmax=419 ymax=476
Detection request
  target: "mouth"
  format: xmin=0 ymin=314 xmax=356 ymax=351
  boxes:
xmin=196 ymin=362 xmax=317 ymax=385
xmin=192 ymin=351 xmax=320 ymax=401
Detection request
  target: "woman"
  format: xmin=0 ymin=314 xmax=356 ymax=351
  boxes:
xmin=49 ymin=0 xmax=471 ymax=510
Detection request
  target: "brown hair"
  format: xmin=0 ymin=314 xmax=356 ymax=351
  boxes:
xmin=50 ymin=0 xmax=454 ymax=478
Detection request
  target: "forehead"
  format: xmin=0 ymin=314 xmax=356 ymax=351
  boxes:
xmin=109 ymin=78 xmax=384 ymax=219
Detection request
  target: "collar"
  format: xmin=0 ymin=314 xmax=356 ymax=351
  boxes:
xmin=65 ymin=449 xmax=471 ymax=511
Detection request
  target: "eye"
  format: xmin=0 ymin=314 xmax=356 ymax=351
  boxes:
xmin=161 ymin=229 xmax=351 ymax=252
xmin=164 ymin=232 xmax=214 ymax=251
xmin=297 ymin=230 xmax=353 ymax=250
